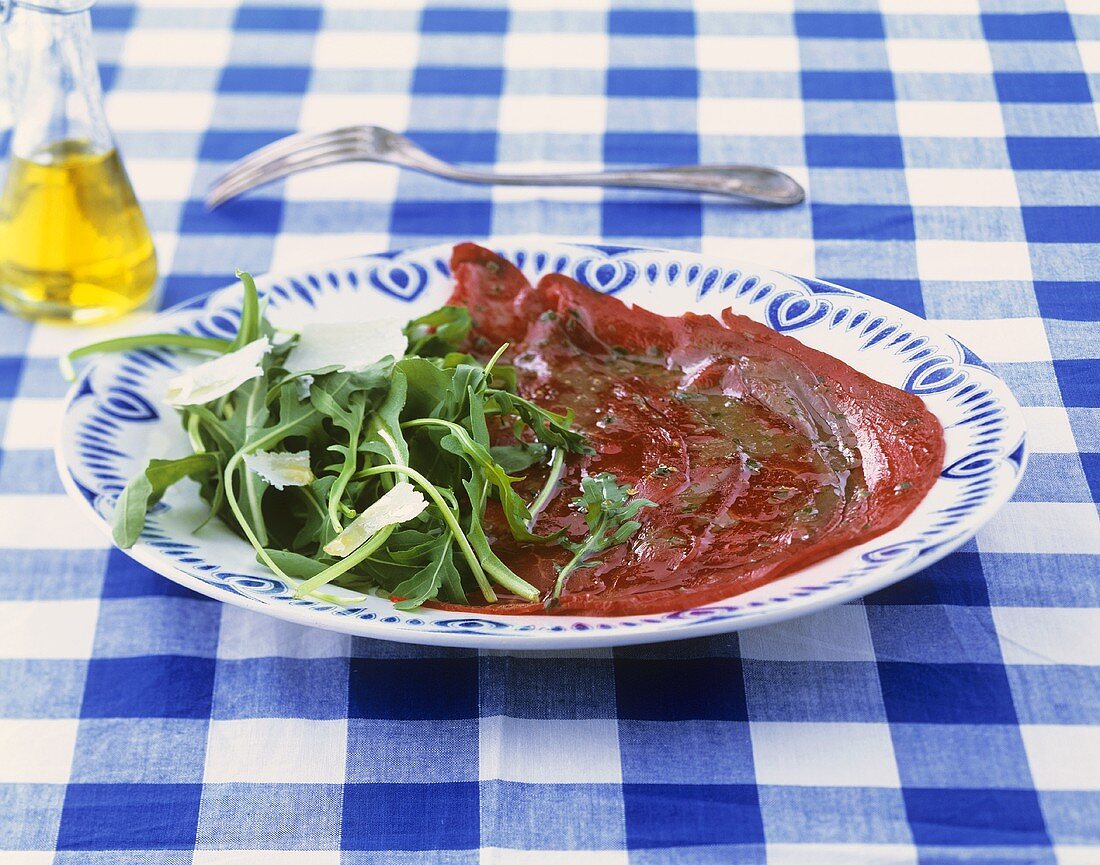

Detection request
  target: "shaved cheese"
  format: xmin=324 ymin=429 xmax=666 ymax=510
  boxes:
xmin=284 ymin=319 xmax=408 ymax=375
xmin=165 ymin=338 xmax=270 ymax=406
xmin=243 ymin=450 xmax=315 ymax=490
xmin=294 ymin=374 xmax=314 ymax=401
xmin=323 ymin=482 xmax=427 ymax=557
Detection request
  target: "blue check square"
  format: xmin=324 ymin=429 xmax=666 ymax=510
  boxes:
xmin=841 ymin=278 xmax=924 ymax=317
xmin=219 ymin=65 xmax=311 ymax=94
xmin=1007 ymin=137 xmax=1100 ymax=170
xmin=342 ymin=782 xmax=479 ymax=850
xmin=421 ymin=7 xmax=508 ymax=34
xmin=865 ymin=551 xmax=989 ymax=606
xmin=390 ymin=200 xmax=493 ymax=238
xmin=1053 ymin=360 xmax=1100 ymax=407
xmin=805 ymin=135 xmax=905 ymax=169
xmin=623 ymin=784 xmax=764 ymax=847
xmin=812 ymin=204 xmax=915 ymax=241
xmin=607 ymin=68 xmax=698 ymax=99
xmin=1024 ymin=207 xmax=1100 ymax=244
xmin=983 ymin=12 xmax=1075 ymax=42
xmin=616 ymin=657 xmax=748 ymax=720
xmin=795 ymin=11 xmax=885 ymax=40
xmin=199 ymin=130 xmax=295 ymax=162
xmin=802 ymin=71 xmax=894 ymax=101
xmin=878 ymin=663 xmax=1018 ymax=724
xmin=348 ymin=657 xmax=478 ymax=719
xmin=90 ymin=3 xmax=134 ymax=30
xmin=1034 ymin=282 xmax=1100 ymax=322
xmin=0 ymin=357 xmax=24 ymax=398
xmin=57 ymin=783 xmax=202 ymax=850
xmin=158 ymin=275 xmax=235 ymax=311
xmin=179 ymin=199 xmax=285 ymax=236
xmin=412 ymin=67 xmax=503 ymax=96
xmin=602 ymin=200 xmax=702 ymax=240
xmin=234 ymin=5 xmax=321 ymax=32
xmin=995 ymin=72 xmax=1092 ymax=104
xmin=904 ymin=788 xmax=1049 ymax=846
xmin=81 ymin=656 xmax=216 ymax=719
xmin=604 ymin=132 xmax=697 ymax=165
xmin=100 ymin=549 xmax=206 ymax=599
xmin=609 ymin=9 xmax=695 ymax=36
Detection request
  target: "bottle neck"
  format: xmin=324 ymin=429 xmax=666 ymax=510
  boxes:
xmin=6 ymin=1 xmax=112 ymax=161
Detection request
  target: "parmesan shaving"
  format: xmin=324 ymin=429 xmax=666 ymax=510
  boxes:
xmin=164 ymin=338 xmax=270 ymax=406
xmin=284 ymin=319 xmax=408 ymax=374
xmin=323 ymin=482 xmax=427 ymax=557
xmin=243 ymin=450 xmax=315 ymax=490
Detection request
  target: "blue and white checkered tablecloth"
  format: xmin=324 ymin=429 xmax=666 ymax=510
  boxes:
xmin=1 ymin=0 xmax=1098 ymax=861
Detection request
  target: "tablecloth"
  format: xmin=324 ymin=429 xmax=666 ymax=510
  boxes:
xmin=1 ymin=0 xmax=1098 ymax=861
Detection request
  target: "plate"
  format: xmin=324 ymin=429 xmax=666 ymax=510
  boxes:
xmin=57 ymin=242 xmax=1027 ymax=648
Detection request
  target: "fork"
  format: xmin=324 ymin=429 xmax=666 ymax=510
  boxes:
xmin=205 ymin=125 xmax=805 ymax=209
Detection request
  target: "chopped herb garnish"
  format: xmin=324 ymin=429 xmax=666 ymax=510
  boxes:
xmin=548 ymin=473 xmax=655 ymax=606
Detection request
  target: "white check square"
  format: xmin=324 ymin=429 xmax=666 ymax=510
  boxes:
xmin=751 ymin=722 xmax=901 ymax=787
xmin=1021 ymin=726 xmax=1100 ymax=791
xmin=1056 ymin=847 xmax=1100 ymax=865
xmin=695 ymin=36 xmax=800 ymax=72
xmin=896 ymin=101 xmax=1004 ymax=139
xmin=480 ymin=716 xmax=622 ymax=784
xmin=504 ymin=32 xmax=608 ymax=69
xmin=192 ymin=854 xmax=341 ymax=865
xmin=126 ymin=158 xmax=198 ymax=202
xmin=880 ymin=0 xmax=979 ymax=11
xmin=701 ymin=236 xmax=815 ymax=278
xmin=993 ymin=608 xmax=1100 ymax=666
xmin=269 ymin=233 xmax=391 ymax=274
xmin=2 ymin=399 xmax=64 ymax=451
xmin=298 ymin=94 xmax=411 ymax=135
xmin=204 ymin=718 xmax=348 ymax=783
xmin=121 ymin=29 xmax=232 ymax=68
xmin=739 ymin=605 xmax=876 ymax=662
xmin=767 ymin=844 xmax=917 ymax=865
xmin=481 ymin=852 xmax=628 ymax=865
xmin=216 ymin=603 xmax=352 ymax=660
xmin=498 ymin=95 xmax=606 ymax=134
xmin=312 ymin=31 xmax=420 ymax=70
xmin=905 ymin=168 xmax=1019 ymax=208
xmin=0 ymin=719 xmax=78 ymax=783
xmin=698 ymin=98 xmax=804 ymax=137
xmin=105 ymin=91 xmax=216 ymax=133
xmin=0 ymin=600 xmax=99 ymax=659
xmin=1078 ymin=41 xmax=1100 ymax=74
xmin=934 ymin=318 xmax=1051 ymax=363
xmin=0 ymin=496 xmax=109 ymax=550
xmin=977 ymin=502 xmax=1100 ymax=556
xmin=887 ymin=39 xmax=992 ymax=74
xmin=1020 ymin=407 xmax=1078 ymax=454
xmin=916 ymin=240 xmax=1032 ymax=282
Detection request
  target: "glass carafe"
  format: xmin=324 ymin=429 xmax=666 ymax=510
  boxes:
xmin=0 ymin=0 xmax=156 ymax=323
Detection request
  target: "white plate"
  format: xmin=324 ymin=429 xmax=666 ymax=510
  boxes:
xmin=57 ymin=242 xmax=1027 ymax=648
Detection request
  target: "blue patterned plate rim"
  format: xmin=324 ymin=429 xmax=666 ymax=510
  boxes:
xmin=56 ymin=242 xmax=1027 ymax=648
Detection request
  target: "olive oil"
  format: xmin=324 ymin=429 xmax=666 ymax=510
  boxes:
xmin=0 ymin=140 xmax=157 ymax=323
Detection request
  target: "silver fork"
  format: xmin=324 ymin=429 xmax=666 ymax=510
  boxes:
xmin=205 ymin=125 xmax=805 ymax=209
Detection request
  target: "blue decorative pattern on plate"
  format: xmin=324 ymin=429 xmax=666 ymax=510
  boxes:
xmin=56 ymin=243 xmax=1027 ymax=648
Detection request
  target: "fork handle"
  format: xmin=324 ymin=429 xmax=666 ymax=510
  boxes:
xmin=427 ymin=164 xmax=804 ymax=206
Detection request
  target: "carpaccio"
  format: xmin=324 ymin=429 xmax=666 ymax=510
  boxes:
xmin=436 ymin=243 xmax=945 ymax=616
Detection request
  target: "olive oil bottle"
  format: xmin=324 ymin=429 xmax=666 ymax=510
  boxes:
xmin=0 ymin=0 xmax=157 ymax=323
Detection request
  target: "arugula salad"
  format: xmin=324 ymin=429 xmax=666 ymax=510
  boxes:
xmin=67 ymin=272 xmax=654 ymax=611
